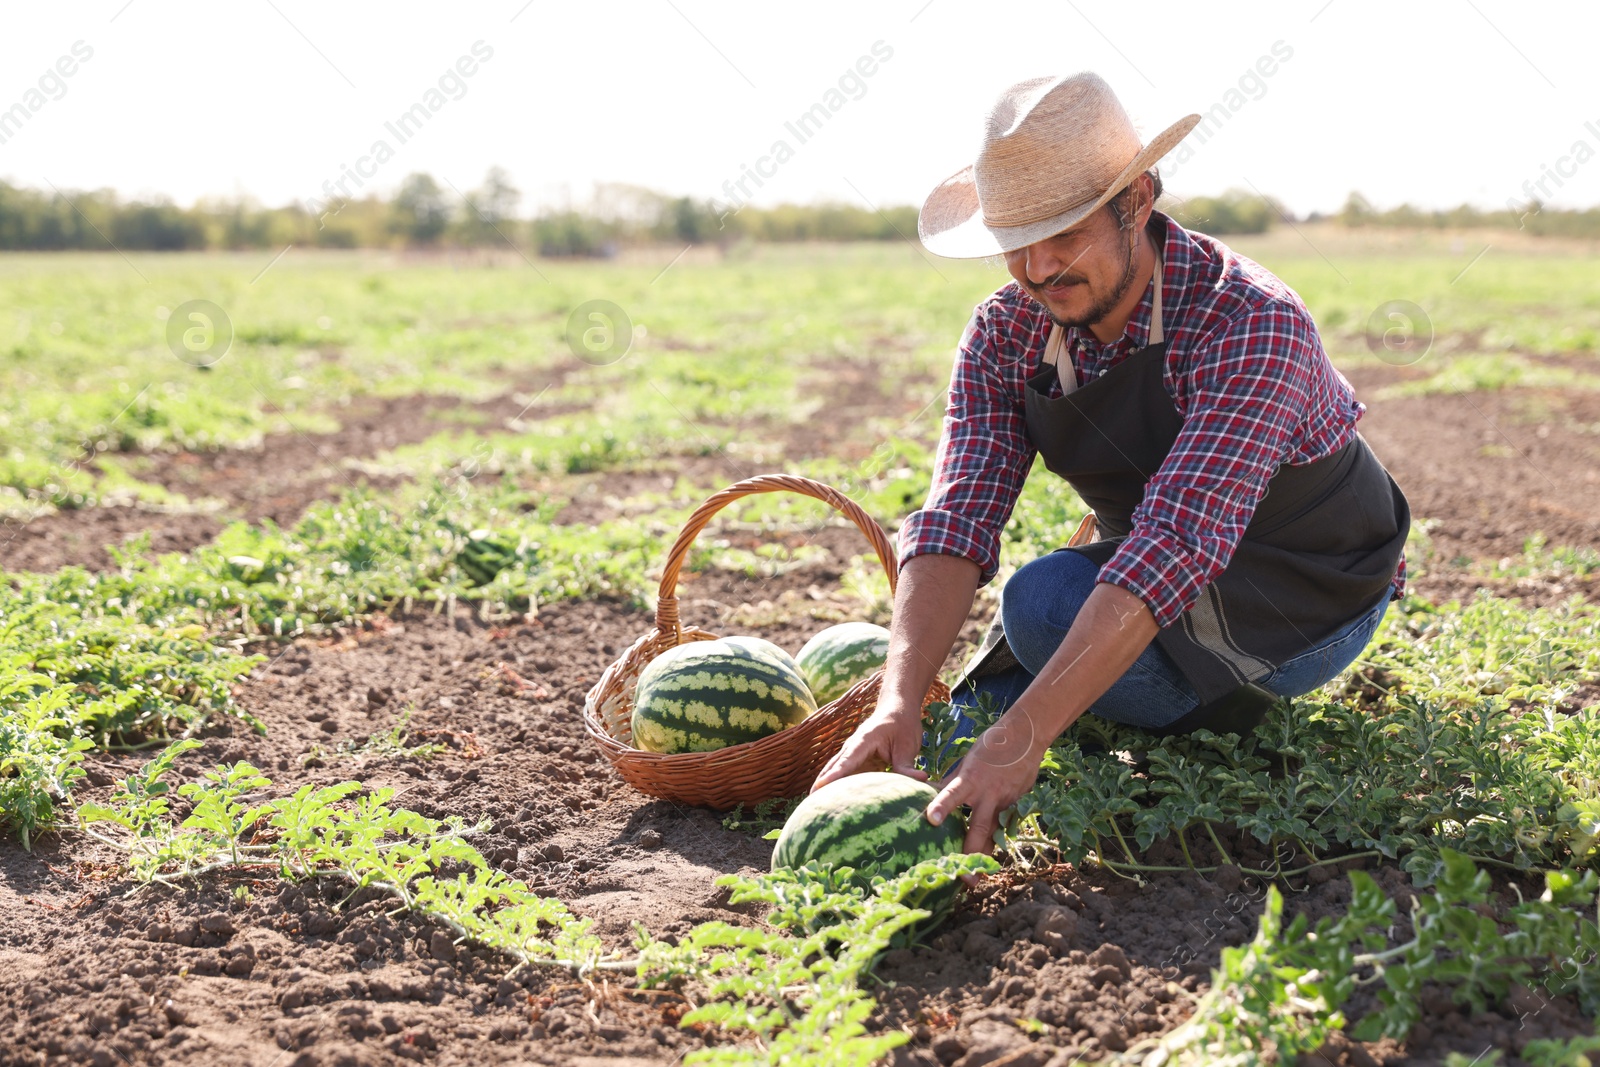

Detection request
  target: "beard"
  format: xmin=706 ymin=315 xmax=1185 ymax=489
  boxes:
xmin=1026 ymin=226 xmax=1142 ymax=329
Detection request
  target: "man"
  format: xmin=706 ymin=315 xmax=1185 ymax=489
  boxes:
xmin=814 ymin=72 xmax=1410 ymax=855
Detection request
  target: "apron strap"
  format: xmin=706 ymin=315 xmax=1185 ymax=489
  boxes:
xmin=1042 ymin=323 xmax=1077 ymax=395
xmin=1041 ymin=251 xmax=1165 ymax=387
xmin=1150 ymin=252 xmax=1164 ymax=345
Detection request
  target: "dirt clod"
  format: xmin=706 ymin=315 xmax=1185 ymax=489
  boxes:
xmin=932 ymin=1032 xmax=968 ymax=1065
xmin=964 ymin=929 xmax=1007 ymax=964
xmin=429 ymin=930 xmax=456 ymax=963
xmin=1087 ymin=943 xmax=1132 ymax=980
xmin=198 ymin=912 xmax=235 ymax=935
xmin=1213 ymin=863 xmax=1243 ymax=893
xmin=1032 ymin=905 xmax=1078 ymax=952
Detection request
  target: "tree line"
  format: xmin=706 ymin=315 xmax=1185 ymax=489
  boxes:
xmin=1321 ymin=192 xmax=1600 ymax=239
xmin=0 ymin=169 xmax=922 ymax=254
xmin=0 ymin=170 xmax=1594 ymax=253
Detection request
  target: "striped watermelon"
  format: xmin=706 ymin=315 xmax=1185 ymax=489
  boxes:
xmin=631 ymin=636 xmax=817 ymax=754
xmin=794 ymin=622 xmax=891 ymax=706
xmin=772 ymin=772 xmax=965 ymax=920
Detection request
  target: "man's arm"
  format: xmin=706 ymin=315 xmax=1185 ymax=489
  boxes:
xmin=812 ymin=553 xmax=979 ymax=787
xmin=812 ymin=292 xmax=1036 ymax=793
xmin=876 ymin=554 xmax=983 ymax=715
xmin=814 ymin=291 xmax=1041 ymax=790
xmin=893 ymin=291 xmax=1043 ymax=588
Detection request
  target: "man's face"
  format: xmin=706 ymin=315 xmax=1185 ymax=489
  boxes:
xmin=1003 ymin=201 xmax=1141 ymax=329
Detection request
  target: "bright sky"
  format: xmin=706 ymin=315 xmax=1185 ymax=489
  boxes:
xmin=4 ymin=1 xmax=1598 ymax=218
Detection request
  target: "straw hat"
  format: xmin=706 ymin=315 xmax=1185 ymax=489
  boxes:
xmin=918 ymin=73 xmax=1201 ymax=259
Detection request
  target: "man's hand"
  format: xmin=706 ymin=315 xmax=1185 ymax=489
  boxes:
xmin=925 ymin=581 xmax=1161 ymax=855
xmin=811 ymin=698 xmax=927 ymax=791
xmin=925 ymin=709 xmax=1044 ymax=854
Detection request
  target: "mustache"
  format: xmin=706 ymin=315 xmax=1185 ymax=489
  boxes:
xmin=1028 ymin=268 xmax=1086 ymax=291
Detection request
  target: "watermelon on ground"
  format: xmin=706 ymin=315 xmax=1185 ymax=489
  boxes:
xmin=456 ymin=529 xmax=525 ymax=587
xmin=631 ymin=635 xmax=817 ymax=754
xmin=772 ymin=772 xmax=965 ymax=922
xmin=794 ymin=622 xmax=892 ymax=706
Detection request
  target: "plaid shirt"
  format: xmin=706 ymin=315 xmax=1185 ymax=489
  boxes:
xmin=899 ymin=210 xmax=1406 ymax=628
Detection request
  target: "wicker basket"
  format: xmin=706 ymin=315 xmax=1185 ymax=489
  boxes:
xmin=582 ymin=473 xmax=949 ymax=809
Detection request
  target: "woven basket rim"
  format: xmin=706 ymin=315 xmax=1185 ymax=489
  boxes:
xmin=580 ymin=474 xmax=911 ymax=800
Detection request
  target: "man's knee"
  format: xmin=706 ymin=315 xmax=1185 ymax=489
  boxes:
xmin=1000 ymin=550 xmax=1099 ymax=670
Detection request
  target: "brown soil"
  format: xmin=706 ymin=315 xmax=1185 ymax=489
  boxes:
xmin=1347 ymin=364 xmax=1600 ymax=608
xmin=0 ymin=507 xmax=226 ymax=576
xmin=3 ymin=348 xmax=1599 ymax=1065
xmin=0 ymin=378 xmax=583 ymax=576
xmin=5 ymin=569 xmax=1590 ymax=1066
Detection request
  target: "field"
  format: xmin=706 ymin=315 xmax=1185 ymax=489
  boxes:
xmin=1 ymin=226 xmax=1599 ymax=1067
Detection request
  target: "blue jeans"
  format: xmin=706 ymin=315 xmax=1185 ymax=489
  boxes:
xmin=952 ymin=549 xmax=1390 ymax=734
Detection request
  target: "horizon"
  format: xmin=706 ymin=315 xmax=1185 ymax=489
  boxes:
xmin=5 ymin=171 xmax=1600 ymax=222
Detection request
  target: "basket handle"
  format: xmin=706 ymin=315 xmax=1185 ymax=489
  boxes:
xmin=655 ymin=474 xmax=898 ymax=638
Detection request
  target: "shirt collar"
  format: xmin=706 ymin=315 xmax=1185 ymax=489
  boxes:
xmin=1064 ymin=209 xmax=1187 ymax=356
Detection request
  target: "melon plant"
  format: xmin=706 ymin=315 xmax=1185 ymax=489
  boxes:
xmin=794 ymin=622 xmax=891 ymax=706
xmin=772 ymin=771 xmax=966 ymax=922
xmin=631 ymin=636 xmax=817 ymax=754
